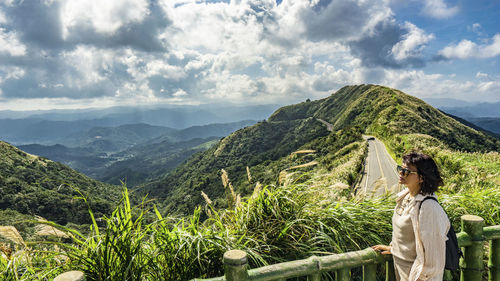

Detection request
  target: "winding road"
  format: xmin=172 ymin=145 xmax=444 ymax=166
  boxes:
xmin=358 ymin=135 xmax=400 ymax=196
xmin=316 ymin=119 xmax=400 ymax=196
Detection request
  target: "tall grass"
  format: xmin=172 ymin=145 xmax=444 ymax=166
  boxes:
xmin=1 ymin=133 xmax=497 ymax=280
xmin=380 ymin=133 xmax=500 ymax=228
xmin=0 ymin=224 xmax=67 ymax=280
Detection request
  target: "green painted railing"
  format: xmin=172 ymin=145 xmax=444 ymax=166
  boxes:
xmin=192 ymin=215 xmax=500 ymax=281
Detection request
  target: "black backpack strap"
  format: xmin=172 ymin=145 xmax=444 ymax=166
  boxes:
xmin=419 ymin=196 xmax=438 ymax=212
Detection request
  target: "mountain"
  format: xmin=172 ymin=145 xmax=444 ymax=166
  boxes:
xmin=440 ymin=102 xmax=500 ymax=118
xmin=0 ymin=118 xmax=125 ymax=145
xmin=468 ymin=117 xmax=500 ymax=135
xmin=145 ymin=120 xmax=257 ymax=144
xmin=18 ymin=121 xmax=256 ymax=186
xmin=145 ymin=84 xmax=499 ymax=215
xmin=16 ymin=144 xmax=106 ymax=175
xmin=434 ymin=102 xmax=500 ymax=137
xmin=438 ymin=112 xmax=500 ymax=138
xmin=60 ymin=123 xmax=177 ymax=152
xmin=0 ymin=104 xmax=279 ymax=145
xmin=423 ymin=98 xmax=478 ymax=108
xmin=96 ymin=137 xmax=220 ymax=187
xmin=21 ymin=104 xmax=280 ymax=125
xmin=0 ymin=141 xmax=121 ymax=225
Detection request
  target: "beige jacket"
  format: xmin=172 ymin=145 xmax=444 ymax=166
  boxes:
xmin=393 ymin=189 xmax=450 ymax=281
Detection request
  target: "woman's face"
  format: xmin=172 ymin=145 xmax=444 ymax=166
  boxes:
xmin=399 ymin=163 xmax=421 ymax=193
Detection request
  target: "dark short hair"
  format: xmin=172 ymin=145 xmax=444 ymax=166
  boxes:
xmin=402 ymin=152 xmax=443 ymax=195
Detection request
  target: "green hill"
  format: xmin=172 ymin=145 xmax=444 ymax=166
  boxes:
xmin=96 ymin=137 xmax=220 ymax=187
xmin=146 ymin=84 xmax=499 ymax=215
xmin=0 ymin=141 xmax=121 ymax=225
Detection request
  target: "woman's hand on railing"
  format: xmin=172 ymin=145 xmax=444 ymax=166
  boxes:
xmin=371 ymin=245 xmax=391 ymax=255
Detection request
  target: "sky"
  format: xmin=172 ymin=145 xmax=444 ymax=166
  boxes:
xmin=0 ymin=0 xmax=499 ymax=111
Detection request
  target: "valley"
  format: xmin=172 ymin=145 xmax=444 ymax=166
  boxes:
xmin=0 ymin=85 xmax=498 ymax=280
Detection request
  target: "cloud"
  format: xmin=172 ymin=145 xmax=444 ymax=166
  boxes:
xmin=0 ymin=8 xmax=7 ymax=24
xmin=0 ymin=0 xmax=498 ymax=108
xmin=391 ymin=22 xmax=434 ymax=61
xmin=421 ymin=0 xmax=458 ymax=19
xmin=476 ymin=72 xmax=488 ymax=79
xmin=1 ymin=0 xmax=170 ymax=51
xmin=467 ymin=23 xmax=484 ymax=36
xmin=61 ymin=0 xmax=150 ymax=36
xmin=0 ymin=45 xmax=130 ymax=99
xmin=438 ymin=34 xmax=500 ymax=59
xmin=5 ymin=0 xmax=65 ymax=49
xmin=276 ymin=0 xmax=392 ymax=42
xmin=379 ymin=68 xmax=500 ymax=102
xmin=348 ymin=19 xmax=433 ymax=68
xmin=0 ymin=28 xmax=26 ymax=56
xmin=62 ymin=0 xmax=169 ymax=51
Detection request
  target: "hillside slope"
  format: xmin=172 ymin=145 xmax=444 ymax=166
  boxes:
xmin=0 ymin=141 xmax=121 ymax=224
xmin=146 ymin=84 xmax=499 ymax=215
xmin=96 ymin=137 xmax=220 ymax=186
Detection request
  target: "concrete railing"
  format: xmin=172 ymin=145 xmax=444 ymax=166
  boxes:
xmin=192 ymin=215 xmax=500 ymax=281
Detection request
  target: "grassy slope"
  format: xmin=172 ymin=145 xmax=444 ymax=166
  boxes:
xmin=148 ymin=84 xmax=498 ymax=216
xmin=0 ymin=141 xmax=121 ymax=225
xmin=97 ymin=137 xmax=220 ymax=186
xmin=148 ymin=117 xmax=333 ymax=214
xmin=2 ymin=85 xmax=499 ymax=280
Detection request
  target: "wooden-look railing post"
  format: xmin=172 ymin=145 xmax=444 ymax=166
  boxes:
xmin=336 ymin=268 xmax=350 ymax=281
xmin=308 ymin=273 xmax=321 ymax=281
xmin=490 ymin=238 xmax=500 ymax=281
xmin=385 ymin=260 xmax=396 ymax=281
xmin=224 ymin=250 xmax=248 ymax=281
xmin=460 ymin=215 xmax=484 ymax=281
xmin=363 ymin=263 xmax=377 ymax=281
xmin=308 ymin=256 xmax=321 ymax=281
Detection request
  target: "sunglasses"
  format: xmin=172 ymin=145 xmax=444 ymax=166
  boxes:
xmin=397 ymin=165 xmax=418 ymax=177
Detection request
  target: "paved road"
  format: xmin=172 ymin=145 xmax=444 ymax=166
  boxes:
xmin=315 ymin=119 xmax=399 ymax=196
xmin=358 ymin=136 xmax=400 ymax=196
xmin=317 ymin=119 xmax=334 ymax=132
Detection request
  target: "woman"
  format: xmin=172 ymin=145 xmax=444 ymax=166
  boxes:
xmin=372 ymin=152 xmax=450 ymax=281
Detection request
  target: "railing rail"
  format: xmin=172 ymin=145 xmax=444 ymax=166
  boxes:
xmin=192 ymin=215 xmax=500 ymax=281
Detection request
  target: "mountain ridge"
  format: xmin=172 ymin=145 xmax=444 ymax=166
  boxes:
xmin=144 ymin=84 xmax=499 ymax=215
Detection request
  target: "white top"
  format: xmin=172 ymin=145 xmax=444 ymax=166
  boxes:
xmin=391 ymin=192 xmax=417 ymax=262
xmin=391 ymin=189 xmax=450 ymax=281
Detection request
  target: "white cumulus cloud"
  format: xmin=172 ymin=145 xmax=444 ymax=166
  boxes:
xmin=421 ymin=0 xmax=459 ymax=19
xmin=0 ymin=28 xmax=26 ymax=56
xmin=61 ymin=0 xmax=150 ymax=37
xmin=391 ymin=22 xmax=434 ymax=61
xmin=438 ymin=34 xmax=500 ymax=59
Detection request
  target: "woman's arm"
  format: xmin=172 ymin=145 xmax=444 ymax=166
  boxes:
xmin=417 ymin=200 xmax=450 ymax=280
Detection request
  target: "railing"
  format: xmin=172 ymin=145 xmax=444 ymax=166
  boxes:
xmin=192 ymin=215 xmax=500 ymax=281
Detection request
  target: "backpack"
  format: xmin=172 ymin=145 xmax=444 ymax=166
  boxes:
xmin=419 ymin=196 xmax=463 ymax=271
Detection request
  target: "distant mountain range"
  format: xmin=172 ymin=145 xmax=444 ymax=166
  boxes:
xmin=423 ymin=98 xmax=479 ymax=108
xmin=426 ymin=101 xmax=500 ymax=135
xmin=467 ymin=117 xmax=500 ymax=135
xmin=439 ymin=102 xmax=500 ymax=118
xmin=18 ymin=120 xmax=256 ymax=186
xmin=0 ymin=104 xmax=280 ymax=145
xmin=2 ymin=85 xmax=498 ymax=224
